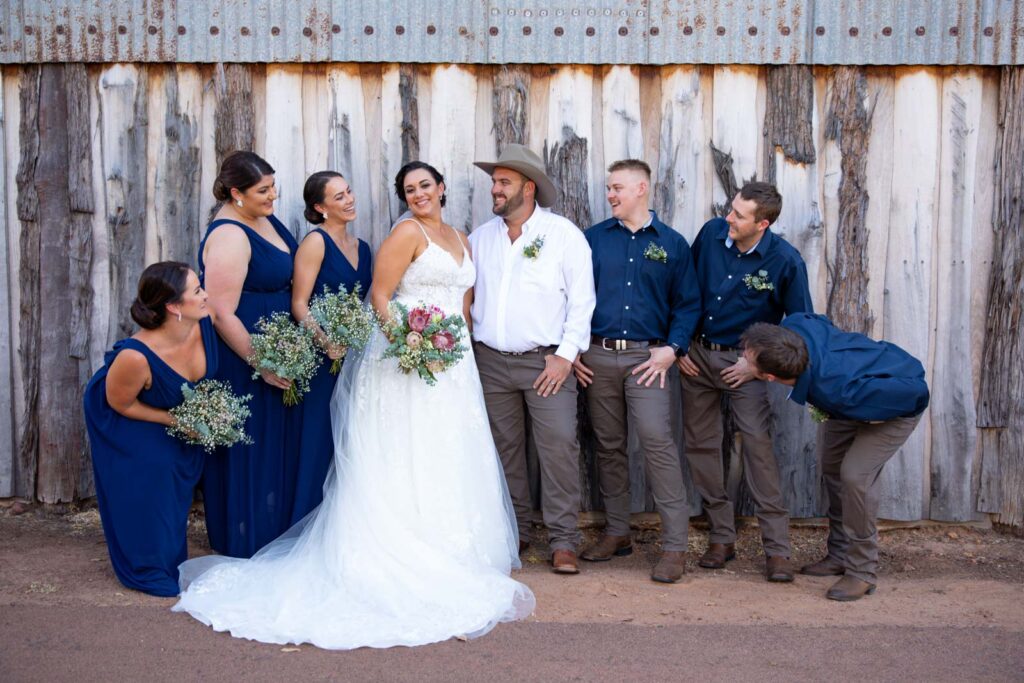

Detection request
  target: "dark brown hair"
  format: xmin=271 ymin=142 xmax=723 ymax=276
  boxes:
xmin=212 ymin=151 xmax=275 ymax=201
xmin=303 ymin=171 xmax=345 ymax=224
xmin=739 ymin=181 xmax=783 ymax=226
xmin=740 ymin=323 xmax=808 ymax=379
xmin=608 ymin=159 xmax=651 ymax=180
xmin=130 ymin=261 xmax=191 ymax=330
xmin=394 ymin=161 xmax=447 ymax=208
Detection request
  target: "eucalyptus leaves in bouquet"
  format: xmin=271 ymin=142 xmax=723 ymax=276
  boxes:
xmin=307 ymin=283 xmax=374 ymax=374
xmin=247 ymin=311 xmax=320 ymax=406
xmin=167 ymin=379 xmax=253 ymax=453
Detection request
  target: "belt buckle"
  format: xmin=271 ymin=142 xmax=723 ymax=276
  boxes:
xmin=615 ymin=339 xmax=627 ymax=351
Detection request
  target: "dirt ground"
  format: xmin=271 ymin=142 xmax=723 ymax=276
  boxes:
xmin=2 ymin=501 xmax=1022 ymax=634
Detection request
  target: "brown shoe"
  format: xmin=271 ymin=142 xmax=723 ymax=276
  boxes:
xmin=698 ymin=543 xmax=736 ymax=569
xmin=800 ymin=556 xmax=845 ymax=576
xmin=826 ymin=575 xmax=876 ymax=602
xmin=551 ymin=549 xmax=580 ymax=574
xmin=651 ymin=551 xmax=687 ymax=583
xmin=580 ymin=534 xmax=633 ymax=562
xmin=765 ymin=555 xmax=795 ymax=582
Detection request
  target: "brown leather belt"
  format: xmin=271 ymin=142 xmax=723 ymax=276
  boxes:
xmin=591 ymin=335 xmax=663 ymax=351
xmin=696 ymin=336 xmax=740 ymax=352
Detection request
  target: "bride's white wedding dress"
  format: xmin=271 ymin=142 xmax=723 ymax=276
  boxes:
xmin=173 ymin=222 xmax=535 ymax=649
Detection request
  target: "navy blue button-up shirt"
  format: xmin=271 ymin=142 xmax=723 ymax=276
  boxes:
xmin=783 ymin=313 xmax=930 ymax=421
xmin=585 ymin=211 xmax=701 ymax=352
xmin=692 ymin=217 xmax=813 ymax=346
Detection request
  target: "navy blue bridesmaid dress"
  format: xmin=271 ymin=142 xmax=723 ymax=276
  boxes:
xmin=83 ymin=316 xmax=219 ymax=597
xmin=290 ymin=231 xmax=372 ymax=524
xmin=198 ymin=216 xmax=301 ymax=558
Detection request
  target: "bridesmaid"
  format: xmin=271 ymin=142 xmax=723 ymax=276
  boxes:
xmin=199 ymin=151 xmax=300 ymax=558
xmin=289 ymin=172 xmax=372 ymax=523
xmin=83 ymin=262 xmax=217 ymax=597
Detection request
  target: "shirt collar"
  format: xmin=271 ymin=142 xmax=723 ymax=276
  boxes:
xmin=614 ymin=210 xmax=659 ymax=235
xmin=507 ymin=202 xmax=542 ymax=236
xmin=718 ymin=223 xmax=773 ymax=256
xmin=789 ymin=367 xmax=811 ymax=405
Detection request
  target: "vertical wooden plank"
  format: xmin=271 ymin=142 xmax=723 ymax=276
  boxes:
xmin=545 ymin=66 xmax=596 ymax=229
xmin=198 ymin=65 xmax=220 ymax=229
xmin=929 ymin=69 xmax=984 ymax=521
xmin=64 ymin=63 xmax=96 ymax=497
xmin=263 ymin=65 xmax=305 ymax=239
xmin=601 ymin=65 xmax=644 ymax=167
xmin=863 ymin=69 xmax=896 ymax=340
xmin=213 ymin=63 xmax=255 ymax=166
xmin=15 ymin=64 xmax=40 ymax=500
xmin=0 ymin=67 xmax=12 ymax=497
xmin=301 ymin=64 xmax=330 ymax=180
xmin=379 ymin=65 xmax=405 ymax=232
xmin=33 ymin=65 xmax=87 ymax=503
xmin=359 ymin=63 xmax=387 ymax=250
xmin=325 ymin=65 xmax=373 ymax=244
xmin=526 ymin=65 xmax=551 ymax=162
xmin=880 ymin=68 xmax=940 ymax=521
xmin=976 ymin=67 xmax=1024 ymax=528
xmin=426 ymin=64 xmax=477 ymax=234
xmin=654 ymin=66 xmax=708 ymax=240
xmin=87 ymin=66 xmax=111 ymax=373
xmin=710 ymin=66 xmax=760 ymax=212
xmin=3 ymin=68 xmax=23 ymax=497
xmin=638 ymin=65 xmax=662 ymax=189
xmin=473 ymin=65 xmax=497 ymax=230
xmin=589 ymin=66 xmax=607 ymax=226
xmin=414 ymin=66 xmax=432 ymax=167
xmin=144 ymin=66 xmax=167 ymax=265
xmin=98 ymin=64 xmax=149 ymax=345
xmin=763 ymin=65 xmax=824 ymax=519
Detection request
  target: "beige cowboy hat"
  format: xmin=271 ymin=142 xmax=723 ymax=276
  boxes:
xmin=473 ymin=143 xmax=558 ymax=208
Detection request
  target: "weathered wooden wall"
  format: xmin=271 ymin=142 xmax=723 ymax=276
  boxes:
xmin=0 ymin=62 xmax=1016 ymax=528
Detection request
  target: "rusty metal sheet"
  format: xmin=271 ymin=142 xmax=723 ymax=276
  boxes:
xmin=0 ymin=0 xmax=1020 ymax=65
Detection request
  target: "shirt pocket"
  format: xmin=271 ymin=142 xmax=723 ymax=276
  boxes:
xmin=521 ymin=259 xmax=561 ymax=292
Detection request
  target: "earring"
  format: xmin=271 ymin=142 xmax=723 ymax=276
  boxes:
xmin=322 ymin=212 xmax=328 ymax=221
xmin=177 ymin=311 xmax=182 ymax=322
xmin=236 ymin=199 xmax=243 ymax=208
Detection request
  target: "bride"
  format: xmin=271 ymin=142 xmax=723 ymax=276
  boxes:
xmin=173 ymin=161 xmax=536 ymax=649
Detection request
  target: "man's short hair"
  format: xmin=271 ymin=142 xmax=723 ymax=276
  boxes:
xmin=740 ymin=323 xmax=808 ymax=379
xmin=608 ymin=159 xmax=651 ymax=180
xmin=739 ymin=181 xmax=783 ymax=226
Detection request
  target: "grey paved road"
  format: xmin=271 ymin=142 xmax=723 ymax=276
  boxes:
xmin=3 ymin=604 xmax=1022 ymax=682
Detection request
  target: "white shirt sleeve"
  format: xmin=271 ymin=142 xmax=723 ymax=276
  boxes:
xmin=554 ymin=227 xmax=595 ymax=362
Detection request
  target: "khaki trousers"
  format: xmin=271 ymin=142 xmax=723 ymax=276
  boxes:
xmin=680 ymin=342 xmax=791 ymax=557
xmin=582 ymin=345 xmax=689 ymax=551
xmin=820 ymin=415 xmax=922 ymax=584
xmin=474 ymin=343 xmax=582 ymax=551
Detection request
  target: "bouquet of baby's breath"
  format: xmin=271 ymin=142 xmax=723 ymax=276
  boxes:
xmin=247 ymin=312 xmax=320 ymax=406
xmin=379 ymin=302 xmax=467 ymax=386
xmin=167 ymin=379 xmax=253 ymax=453
xmin=307 ymin=283 xmax=374 ymax=374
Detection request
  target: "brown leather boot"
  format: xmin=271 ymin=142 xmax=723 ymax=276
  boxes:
xmin=826 ymin=575 xmax=876 ymax=601
xmin=800 ymin=555 xmax=846 ymax=576
xmin=698 ymin=543 xmax=736 ymax=569
xmin=651 ymin=551 xmax=687 ymax=583
xmin=579 ymin=534 xmax=633 ymax=562
xmin=551 ymin=549 xmax=580 ymax=574
xmin=765 ymin=555 xmax=795 ymax=582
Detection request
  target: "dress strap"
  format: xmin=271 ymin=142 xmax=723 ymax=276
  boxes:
xmin=445 ymin=224 xmax=469 ymax=258
xmin=403 ymin=217 xmax=433 ymax=245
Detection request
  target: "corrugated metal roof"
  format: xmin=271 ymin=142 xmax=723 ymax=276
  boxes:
xmin=0 ymin=0 xmax=1021 ymax=65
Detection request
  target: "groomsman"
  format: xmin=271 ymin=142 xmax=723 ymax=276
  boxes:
xmin=740 ymin=314 xmax=930 ymax=601
xmin=574 ymin=160 xmax=701 ymax=583
xmin=470 ymin=144 xmax=596 ymax=575
xmin=681 ymin=182 xmax=812 ymax=582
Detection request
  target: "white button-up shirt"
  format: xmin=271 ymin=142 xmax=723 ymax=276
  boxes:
xmin=469 ymin=204 xmax=596 ymax=362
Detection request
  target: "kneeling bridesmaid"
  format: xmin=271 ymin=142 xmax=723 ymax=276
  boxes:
xmin=83 ymin=262 xmax=218 ymax=597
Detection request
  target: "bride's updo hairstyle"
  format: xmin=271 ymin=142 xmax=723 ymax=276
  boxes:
xmin=130 ymin=261 xmax=191 ymax=330
xmin=212 ymin=151 xmax=276 ymax=201
xmin=394 ymin=161 xmax=447 ymax=208
xmin=303 ymin=171 xmax=345 ymax=225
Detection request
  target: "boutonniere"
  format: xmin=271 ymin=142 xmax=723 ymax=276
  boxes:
xmin=808 ymin=404 xmax=830 ymax=423
xmin=523 ymin=235 xmax=545 ymax=260
xmin=643 ymin=242 xmax=668 ymax=264
xmin=743 ymin=269 xmax=775 ymax=291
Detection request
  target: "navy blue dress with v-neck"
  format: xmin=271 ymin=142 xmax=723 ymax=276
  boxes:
xmin=290 ymin=229 xmax=372 ymax=524
xmin=83 ymin=316 xmax=219 ymax=597
xmin=198 ymin=215 xmax=301 ymax=558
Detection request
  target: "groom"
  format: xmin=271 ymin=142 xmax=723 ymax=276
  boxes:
xmin=470 ymin=144 xmax=596 ymax=574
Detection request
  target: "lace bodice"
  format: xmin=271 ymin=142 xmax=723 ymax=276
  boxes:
xmin=393 ymin=233 xmax=476 ymax=317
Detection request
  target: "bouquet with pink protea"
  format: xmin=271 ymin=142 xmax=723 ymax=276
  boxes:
xmin=379 ymin=302 xmax=467 ymax=386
